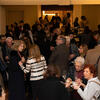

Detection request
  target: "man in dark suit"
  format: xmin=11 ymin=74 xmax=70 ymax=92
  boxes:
xmin=49 ymin=35 xmax=69 ymax=77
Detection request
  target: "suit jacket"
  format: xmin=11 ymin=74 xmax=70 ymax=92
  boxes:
xmin=85 ymin=45 xmax=100 ymax=80
xmin=49 ymin=44 xmax=69 ymax=75
xmin=2 ymin=44 xmax=12 ymax=63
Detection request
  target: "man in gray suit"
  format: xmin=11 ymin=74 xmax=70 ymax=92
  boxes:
xmin=49 ymin=35 xmax=69 ymax=77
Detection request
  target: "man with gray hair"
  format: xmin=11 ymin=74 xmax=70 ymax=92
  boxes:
xmin=2 ymin=37 xmax=13 ymax=63
xmin=49 ymin=35 xmax=69 ymax=77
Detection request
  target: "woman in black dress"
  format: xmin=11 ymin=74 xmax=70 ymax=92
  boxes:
xmin=8 ymin=40 xmax=26 ymax=100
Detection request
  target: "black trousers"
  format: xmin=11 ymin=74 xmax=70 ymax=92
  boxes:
xmin=30 ymin=79 xmax=44 ymax=100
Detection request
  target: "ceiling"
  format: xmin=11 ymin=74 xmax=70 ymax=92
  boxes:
xmin=0 ymin=0 xmax=100 ymax=5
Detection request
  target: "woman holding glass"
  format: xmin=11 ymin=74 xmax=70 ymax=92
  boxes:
xmin=66 ymin=56 xmax=86 ymax=100
xmin=73 ymin=64 xmax=100 ymax=100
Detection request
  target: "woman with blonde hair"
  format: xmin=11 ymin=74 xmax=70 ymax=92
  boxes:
xmin=8 ymin=40 xmax=26 ymax=100
xmin=19 ymin=44 xmax=47 ymax=100
xmin=78 ymin=44 xmax=88 ymax=58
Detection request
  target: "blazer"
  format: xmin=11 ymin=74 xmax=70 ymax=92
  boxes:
xmin=49 ymin=44 xmax=69 ymax=75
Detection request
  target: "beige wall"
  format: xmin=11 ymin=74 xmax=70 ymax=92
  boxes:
xmin=5 ymin=5 xmax=41 ymax=26
xmin=73 ymin=5 xmax=100 ymax=31
xmin=37 ymin=5 xmax=41 ymax=18
xmin=73 ymin=5 xmax=82 ymax=23
xmin=82 ymin=5 xmax=100 ymax=31
xmin=0 ymin=6 xmax=6 ymax=34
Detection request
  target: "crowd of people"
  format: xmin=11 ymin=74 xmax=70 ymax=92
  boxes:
xmin=0 ymin=13 xmax=100 ymax=100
